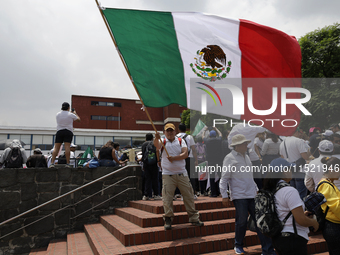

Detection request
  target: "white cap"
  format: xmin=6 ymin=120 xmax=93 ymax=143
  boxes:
xmin=322 ymin=130 xmax=333 ymax=137
xmin=318 ymin=140 xmax=334 ymax=153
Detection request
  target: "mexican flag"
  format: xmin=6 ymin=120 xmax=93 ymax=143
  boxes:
xmin=101 ymin=8 xmax=302 ymax=135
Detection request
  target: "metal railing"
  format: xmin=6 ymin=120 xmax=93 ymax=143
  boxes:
xmin=0 ymin=164 xmax=139 ymax=240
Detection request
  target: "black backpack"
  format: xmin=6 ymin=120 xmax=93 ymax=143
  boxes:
xmin=58 ymin=152 xmax=67 ymax=164
xmin=6 ymin=147 xmax=23 ymax=168
xmin=143 ymin=142 xmax=157 ymax=165
xmin=255 ymin=182 xmax=293 ymax=238
xmin=304 ymin=181 xmax=335 ymax=231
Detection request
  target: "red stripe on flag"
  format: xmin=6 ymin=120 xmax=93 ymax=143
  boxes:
xmin=239 ymin=20 xmax=302 ymax=136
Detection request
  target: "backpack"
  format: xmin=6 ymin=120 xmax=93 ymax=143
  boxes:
xmin=143 ymin=141 xmax=157 ymax=165
xmin=161 ymin=137 xmax=182 ymax=154
xmin=58 ymin=152 xmax=67 ymax=164
xmin=6 ymin=147 xmax=23 ymax=168
xmin=255 ymin=181 xmax=293 ymax=238
xmin=304 ymin=181 xmax=335 ymax=231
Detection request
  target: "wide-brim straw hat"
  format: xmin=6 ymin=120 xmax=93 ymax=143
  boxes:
xmin=230 ymin=134 xmax=251 ymax=147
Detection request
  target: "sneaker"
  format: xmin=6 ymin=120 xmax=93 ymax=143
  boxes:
xmin=154 ymin=195 xmax=162 ymax=200
xmin=49 ymin=164 xmax=55 ymax=168
xmin=234 ymin=247 xmax=245 ymax=254
xmin=194 ymin=195 xmax=198 ymax=200
xmin=65 ymin=164 xmax=73 ymax=168
xmin=142 ymin=196 xmax=149 ymax=201
xmin=175 ymin=194 xmax=182 ymax=199
xmin=164 ymin=217 xmax=172 ymax=230
xmin=191 ymin=220 xmax=204 ymax=227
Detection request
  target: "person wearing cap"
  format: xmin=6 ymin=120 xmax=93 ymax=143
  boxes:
xmin=228 ymin=123 xmax=267 ymax=189
xmin=304 ymin=140 xmax=334 ymax=192
xmin=263 ymin=158 xmax=319 ymax=255
xmin=26 ymin=148 xmax=47 ymax=168
xmin=202 ymin=126 xmax=223 ymax=197
xmin=322 ymin=129 xmax=334 ymax=141
xmin=154 ymin=123 xmax=204 ymax=230
xmin=220 ymin=134 xmax=275 ymax=255
xmin=50 ymin=102 xmax=80 ymax=168
xmin=279 ymin=127 xmax=309 ymax=200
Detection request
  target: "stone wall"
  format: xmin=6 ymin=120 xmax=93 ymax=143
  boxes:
xmin=0 ymin=165 xmax=142 ymax=254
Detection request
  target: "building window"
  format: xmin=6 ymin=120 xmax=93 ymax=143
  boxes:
xmin=114 ymin=137 xmax=131 ymax=149
xmin=91 ymin=101 xmax=121 ymax=107
xmin=32 ymin=135 xmax=53 ymax=151
xmin=91 ymin=116 xmax=121 ymax=121
xmin=132 ymin=137 xmax=145 ymax=148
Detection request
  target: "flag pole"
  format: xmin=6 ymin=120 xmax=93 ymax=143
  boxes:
xmin=95 ymin=0 xmax=170 ymax=157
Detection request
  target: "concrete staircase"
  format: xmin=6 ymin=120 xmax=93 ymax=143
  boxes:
xmin=29 ymin=197 xmax=328 ymax=255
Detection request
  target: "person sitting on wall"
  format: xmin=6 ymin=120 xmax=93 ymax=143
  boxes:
xmin=26 ymin=148 xmax=47 ymax=168
xmin=0 ymin=139 xmax=27 ymax=168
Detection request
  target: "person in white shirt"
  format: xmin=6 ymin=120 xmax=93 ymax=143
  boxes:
xmin=154 ymin=123 xmax=203 ymax=230
xmin=228 ymin=124 xmax=266 ymax=189
xmin=263 ymin=158 xmax=318 ymax=255
xmin=304 ymin=140 xmax=333 ymax=192
xmin=279 ymin=128 xmax=309 ymax=199
xmin=261 ymin=131 xmax=281 ymax=169
xmin=220 ymin=134 xmax=274 ymax=255
xmin=50 ymin=102 xmax=80 ymax=168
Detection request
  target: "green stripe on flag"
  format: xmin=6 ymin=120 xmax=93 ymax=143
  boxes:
xmin=102 ymin=9 xmax=187 ymax=107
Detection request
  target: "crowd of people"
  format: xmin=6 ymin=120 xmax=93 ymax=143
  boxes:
xmin=1 ymin=102 xmax=339 ymax=254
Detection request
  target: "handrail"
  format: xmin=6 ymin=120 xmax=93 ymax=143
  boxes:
xmin=0 ymin=164 xmax=138 ymax=227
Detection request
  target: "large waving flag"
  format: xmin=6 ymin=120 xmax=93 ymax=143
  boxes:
xmin=101 ymin=8 xmax=303 ymax=135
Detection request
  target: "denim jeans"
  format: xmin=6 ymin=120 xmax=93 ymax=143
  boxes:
xmin=99 ymin=159 xmax=116 ymax=167
xmin=233 ymin=199 xmax=275 ymax=255
xmin=290 ymin=178 xmax=307 ymax=200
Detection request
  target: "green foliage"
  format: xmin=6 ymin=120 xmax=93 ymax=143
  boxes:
xmin=298 ymin=23 xmax=340 ymax=130
xmin=299 ymin=23 xmax=340 ymax=78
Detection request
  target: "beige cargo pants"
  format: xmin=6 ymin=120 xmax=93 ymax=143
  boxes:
xmin=162 ymin=173 xmax=200 ymax=223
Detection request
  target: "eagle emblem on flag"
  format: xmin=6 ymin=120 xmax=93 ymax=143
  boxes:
xmin=190 ymin=45 xmax=232 ymax=82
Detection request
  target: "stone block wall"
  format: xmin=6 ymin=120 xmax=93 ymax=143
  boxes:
xmin=0 ymin=165 xmax=142 ymax=254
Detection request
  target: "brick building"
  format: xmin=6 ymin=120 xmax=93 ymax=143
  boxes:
xmin=71 ymin=95 xmax=186 ymax=132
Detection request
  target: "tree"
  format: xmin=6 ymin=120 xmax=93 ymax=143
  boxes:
xmin=299 ymin=23 xmax=340 ymax=130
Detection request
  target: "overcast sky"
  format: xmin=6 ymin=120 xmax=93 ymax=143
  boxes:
xmin=0 ymin=0 xmax=339 ymax=128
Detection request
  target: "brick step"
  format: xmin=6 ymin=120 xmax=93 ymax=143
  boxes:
xmin=129 ymin=196 xmax=226 ymax=214
xmin=115 ymin=206 xmax=235 ymax=228
xmin=101 ymin=214 xmax=236 ymax=246
xmin=67 ymin=232 xmax=94 ymax=255
xmin=204 ymin=235 xmax=328 ymax=255
xmin=84 ymin=223 xmax=263 ymax=255
xmin=28 ymin=248 xmax=47 ymax=255
xmin=45 ymin=240 xmax=67 ymax=255
xmin=204 ymin=244 xmax=263 ymax=255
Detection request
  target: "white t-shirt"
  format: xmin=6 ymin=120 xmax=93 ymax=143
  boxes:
xmin=279 ymin=136 xmax=307 ymax=163
xmin=56 ymin=111 xmax=78 ymax=132
xmin=275 ymin=184 xmax=309 ymax=240
xmin=261 ymin=138 xmax=281 ymax=155
xmin=304 ymin=154 xmax=328 ymax=192
xmin=160 ymin=137 xmax=187 ymax=175
xmin=177 ymin=132 xmax=195 ymax=158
